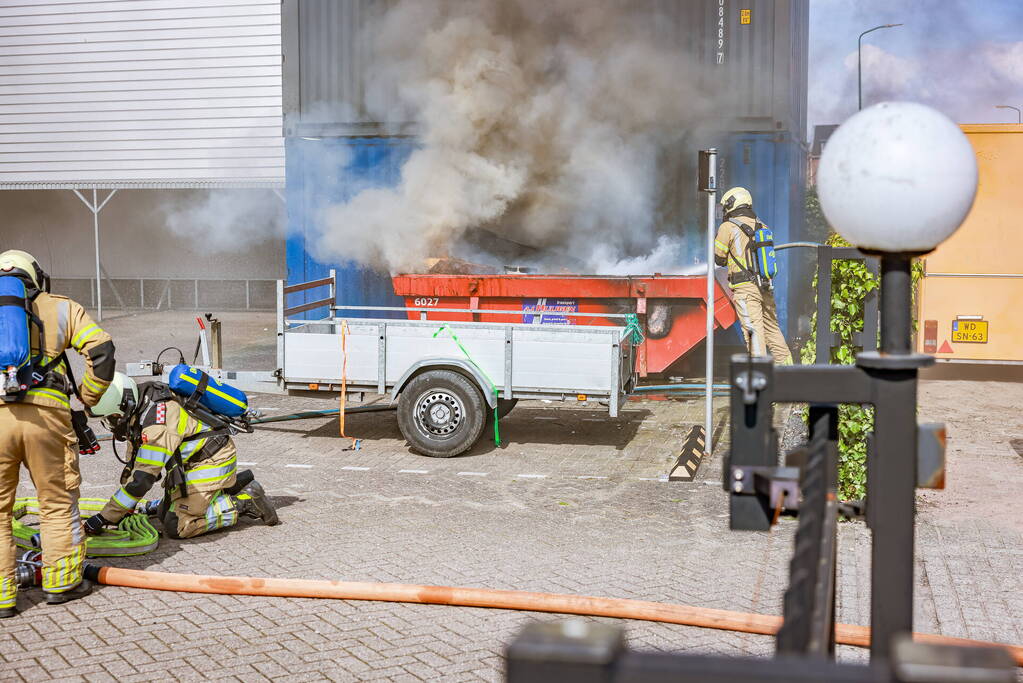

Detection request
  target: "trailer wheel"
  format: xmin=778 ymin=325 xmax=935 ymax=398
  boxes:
xmin=398 ymin=370 xmax=487 ymax=457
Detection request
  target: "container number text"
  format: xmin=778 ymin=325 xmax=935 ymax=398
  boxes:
xmin=413 ymin=297 xmax=440 ymax=307
xmin=717 ymin=0 xmax=726 ymax=64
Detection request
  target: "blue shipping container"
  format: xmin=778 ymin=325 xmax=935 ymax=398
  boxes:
xmin=285 ymin=136 xmax=416 ymax=319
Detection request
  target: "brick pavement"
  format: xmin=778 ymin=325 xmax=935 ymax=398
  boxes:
xmin=2 ymin=311 xmax=1021 ymax=681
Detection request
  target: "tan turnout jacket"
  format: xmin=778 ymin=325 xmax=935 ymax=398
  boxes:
xmin=2 ymin=292 xmax=114 ymax=410
xmin=714 ymin=215 xmax=760 ymax=283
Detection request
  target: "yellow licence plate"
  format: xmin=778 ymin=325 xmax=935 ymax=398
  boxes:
xmin=951 ymin=319 xmax=988 ymax=343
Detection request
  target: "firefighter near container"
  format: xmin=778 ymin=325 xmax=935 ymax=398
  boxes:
xmin=714 ymin=187 xmax=793 ymax=364
xmin=0 ymin=250 xmax=116 ymax=615
xmin=84 ymin=367 xmax=279 ymax=541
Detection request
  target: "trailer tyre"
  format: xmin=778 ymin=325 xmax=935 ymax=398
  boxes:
xmin=398 ymin=370 xmax=487 ymax=457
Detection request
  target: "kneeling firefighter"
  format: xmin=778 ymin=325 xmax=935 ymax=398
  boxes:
xmin=85 ymin=372 xmax=279 ymax=539
xmin=714 ymin=187 xmax=793 ymax=365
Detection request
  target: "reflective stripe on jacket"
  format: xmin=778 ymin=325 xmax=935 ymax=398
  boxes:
xmin=100 ymin=400 xmax=237 ymax=523
xmin=714 ymin=216 xmax=766 ymax=283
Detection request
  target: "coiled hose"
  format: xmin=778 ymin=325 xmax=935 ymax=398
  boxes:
xmin=83 ymin=566 xmax=1023 ymax=667
xmin=13 ymin=498 xmax=159 ymax=557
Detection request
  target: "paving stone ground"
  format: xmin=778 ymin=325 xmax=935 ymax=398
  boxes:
xmin=2 ymin=311 xmax=1022 ymax=681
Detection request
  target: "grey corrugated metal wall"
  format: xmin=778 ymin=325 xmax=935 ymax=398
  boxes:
xmin=0 ymin=0 xmax=284 ymax=188
xmin=283 ymin=0 xmax=807 ymax=136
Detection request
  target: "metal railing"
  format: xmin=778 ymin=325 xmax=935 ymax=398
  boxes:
xmin=53 ymin=277 xmax=276 ymax=311
xmin=776 ymin=243 xmax=879 ymax=363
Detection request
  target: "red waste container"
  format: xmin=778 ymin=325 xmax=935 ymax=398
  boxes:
xmin=391 ymin=274 xmax=737 ymax=377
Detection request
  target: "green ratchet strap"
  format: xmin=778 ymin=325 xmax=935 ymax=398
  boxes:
xmin=432 ymin=325 xmax=501 ymax=446
xmin=13 ymin=497 xmax=159 ymax=557
xmin=623 ymin=313 xmax=645 ymax=345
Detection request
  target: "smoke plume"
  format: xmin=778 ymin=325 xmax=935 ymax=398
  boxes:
xmin=316 ymin=0 xmax=716 ymax=274
xmin=161 ymin=189 xmax=285 ymax=251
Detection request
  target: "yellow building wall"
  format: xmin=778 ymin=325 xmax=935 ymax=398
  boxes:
xmin=917 ymin=125 xmax=1023 ymax=361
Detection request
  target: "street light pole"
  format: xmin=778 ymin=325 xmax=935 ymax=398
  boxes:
xmin=995 ymin=105 xmax=1022 ymax=123
xmin=858 ymin=23 xmax=903 ymax=110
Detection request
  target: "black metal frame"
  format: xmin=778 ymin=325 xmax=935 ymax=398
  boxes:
xmin=776 ymin=242 xmax=880 ymax=364
xmin=505 ymin=253 xmax=1015 ymax=681
xmin=506 ymin=623 xmax=1015 ymax=682
xmin=728 ymin=254 xmax=926 ymax=659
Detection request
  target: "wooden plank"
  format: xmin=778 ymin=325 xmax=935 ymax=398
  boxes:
xmin=283 ymin=278 xmax=333 ymax=295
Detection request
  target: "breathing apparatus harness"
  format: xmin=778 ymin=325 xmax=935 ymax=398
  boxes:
xmin=109 ymin=365 xmax=253 ymax=499
xmin=0 ymin=269 xmax=69 ymax=400
xmin=724 ymin=207 xmax=778 ymax=291
xmin=0 ymin=265 xmax=105 ymax=454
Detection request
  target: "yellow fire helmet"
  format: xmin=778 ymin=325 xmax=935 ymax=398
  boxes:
xmin=720 ymin=187 xmax=753 ymax=213
xmin=0 ymin=249 xmax=46 ymax=290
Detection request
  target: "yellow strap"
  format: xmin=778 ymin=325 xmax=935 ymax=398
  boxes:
xmin=338 ymin=320 xmax=358 ymax=450
xmin=177 ymin=372 xmax=246 ymax=409
xmin=177 ymin=404 xmax=189 ymax=436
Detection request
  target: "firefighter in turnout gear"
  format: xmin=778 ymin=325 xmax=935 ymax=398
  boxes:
xmin=0 ymin=250 xmax=116 ymax=616
xmin=85 ymin=375 xmax=278 ymax=540
xmin=714 ymin=188 xmax=793 ymax=364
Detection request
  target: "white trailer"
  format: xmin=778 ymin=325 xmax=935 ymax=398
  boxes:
xmin=278 ymin=274 xmax=637 ymax=457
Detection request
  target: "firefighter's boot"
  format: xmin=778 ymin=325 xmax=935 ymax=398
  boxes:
xmin=231 ymin=481 xmax=279 ymax=526
xmin=44 ymin=579 xmax=94 ymax=605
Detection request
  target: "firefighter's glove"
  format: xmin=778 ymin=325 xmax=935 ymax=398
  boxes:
xmin=83 ymin=514 xmax=110 ymax=536
xmin=137 ymin=500 xmax=161 ymax=517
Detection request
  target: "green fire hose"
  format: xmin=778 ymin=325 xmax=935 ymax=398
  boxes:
xmin=13 ymin=497 xmax=159 ymax=557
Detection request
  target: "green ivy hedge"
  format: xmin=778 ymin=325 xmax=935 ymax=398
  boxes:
xmin=799 ymin=233 xmax=923 ymax=500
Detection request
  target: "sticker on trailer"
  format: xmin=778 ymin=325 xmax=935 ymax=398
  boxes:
xmin=522 ymin=298 xmax=577 ymax=325
xmin=951 ymin=316 xmax=988 ymax=344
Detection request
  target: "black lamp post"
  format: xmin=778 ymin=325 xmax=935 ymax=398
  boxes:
xmin=859 ymin=24 xmax=903 ymax=110
xmin=995 ymin=105 xmax=1022 ymax=123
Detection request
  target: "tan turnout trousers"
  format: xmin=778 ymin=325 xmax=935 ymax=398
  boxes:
xmin=714 ymin=215 xmax=793 ymax=364
xmin=167 ymin=488 xmax=238 ymax=539
xmin=731 ymin=282 xmax=793 ymax=364
xmin=0 ymin=403 xmax=85 ymax=608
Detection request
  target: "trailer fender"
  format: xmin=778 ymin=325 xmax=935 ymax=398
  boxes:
xmin=390 ymin=358 xmax=497 ymax=408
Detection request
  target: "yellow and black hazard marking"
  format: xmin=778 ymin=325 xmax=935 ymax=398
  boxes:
xmin=668 ymin=425 xmax=707 ymax=482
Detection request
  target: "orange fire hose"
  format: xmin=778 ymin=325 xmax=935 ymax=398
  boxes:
xmin=90 ymin=566 xmax=1023 ymax=667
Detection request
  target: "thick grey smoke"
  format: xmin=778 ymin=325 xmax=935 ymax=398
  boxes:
xmin=161 ymin=189 xmax=285 ymax=251
xmin=316 ymin=0 xmax=716 ymax=274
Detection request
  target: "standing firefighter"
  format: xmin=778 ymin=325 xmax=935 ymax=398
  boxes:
xmin=714 ymin=188 xmax=793 ymax=364
xmin=85 ymin=375 xmax=279 ymax=540
xmin=0 ymin=250 xmax=115 ymax=615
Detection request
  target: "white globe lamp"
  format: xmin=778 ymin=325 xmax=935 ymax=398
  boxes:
xmin=817 ymin=102 xmax=977 ymax=254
